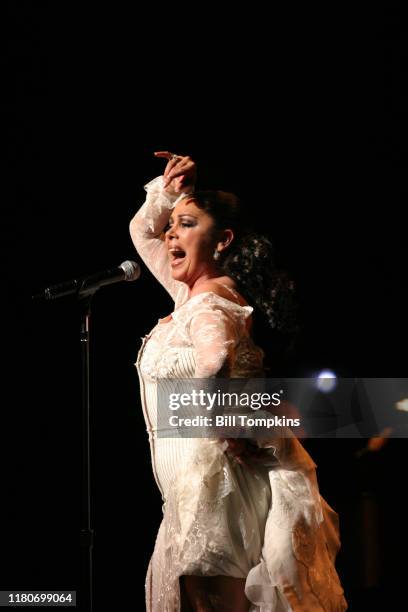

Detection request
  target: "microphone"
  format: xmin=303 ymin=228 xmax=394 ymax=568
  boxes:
xmin=33 ymin=260 xmax=141 ymax=300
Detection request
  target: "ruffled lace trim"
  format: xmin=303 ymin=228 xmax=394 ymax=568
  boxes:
xmin=145 ymin=438 xmax=347 ymax=612
xmin=172 ymin=291 xmax=254 ymax=324
xmin=137 ymin=292 xmax=263 ymax=382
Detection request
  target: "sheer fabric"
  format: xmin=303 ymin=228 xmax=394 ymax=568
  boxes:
xmin=130 ymin=177 xmax=347 ymax=611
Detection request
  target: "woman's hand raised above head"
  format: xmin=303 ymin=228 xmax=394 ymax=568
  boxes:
xmin=154 ymin=151 xmax=197 ymax=193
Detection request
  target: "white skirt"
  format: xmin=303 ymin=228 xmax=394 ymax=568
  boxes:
xmin=145 ymin=438 xmax=347 ymax=612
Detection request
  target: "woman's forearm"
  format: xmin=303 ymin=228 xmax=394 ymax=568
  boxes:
xmin=129 ymin=176 xmax=186 ymax=301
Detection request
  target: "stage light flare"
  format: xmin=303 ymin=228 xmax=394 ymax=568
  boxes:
xmin=395 ymin=398 xmax=408 ymax=412
xmin=316 ymin=370 xmax=337 ymax=392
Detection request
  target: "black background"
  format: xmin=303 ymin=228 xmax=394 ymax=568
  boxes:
xmin=2 ymin=2 xmax=407 ymax=610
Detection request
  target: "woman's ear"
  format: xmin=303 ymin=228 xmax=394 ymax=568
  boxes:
xmin=216 ymin=229 xmax=234 ymax=254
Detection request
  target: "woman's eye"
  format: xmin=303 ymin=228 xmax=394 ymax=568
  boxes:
xmin=165 ymin=222 xmax=193 ymax=231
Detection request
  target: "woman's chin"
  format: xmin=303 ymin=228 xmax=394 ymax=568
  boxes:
xmin=171 ymin=267 xmax=187 ymax=282
xmin=170 ymin=259 xmax=188 ymax=281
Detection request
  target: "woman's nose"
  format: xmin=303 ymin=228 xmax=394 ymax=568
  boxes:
xmin=167 ymin=224 xmax=178 ymax=239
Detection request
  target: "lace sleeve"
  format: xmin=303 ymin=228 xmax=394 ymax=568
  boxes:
xmin=189 ymin=300 xmax=240 ymax=379
xmin=129 ymin=176 xmax=190 ymax=301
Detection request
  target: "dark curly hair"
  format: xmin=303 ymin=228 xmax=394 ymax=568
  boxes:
xmin=190 ymin=190 xmax=299 ymax=366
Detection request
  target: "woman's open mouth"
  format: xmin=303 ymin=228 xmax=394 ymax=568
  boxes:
xmin=169 ymin=248 xmax=186 ymax=268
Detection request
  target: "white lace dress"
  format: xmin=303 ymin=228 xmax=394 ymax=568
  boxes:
xmin=130 ymin=177 xmax=347 ymax=612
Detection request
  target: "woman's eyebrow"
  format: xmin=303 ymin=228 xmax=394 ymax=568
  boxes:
xmin=169 ymin=213 xmax=198 ymax=221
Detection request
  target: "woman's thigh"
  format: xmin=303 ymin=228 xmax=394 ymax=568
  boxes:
xmin=180 ymin=575 xmax=251 ymax=612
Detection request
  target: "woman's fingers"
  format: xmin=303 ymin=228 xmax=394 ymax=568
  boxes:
xmin=222 ymin=437 xmax=269 ymax=474
xmin=154 ymin=151 xmax=180 ymax=181
xmin=163 ymin=158 xmax=182 ymax=180
xmin=227 ymin=440 xmax=257 ymax=471
xmin=153 ymin=152 xmax=196 ymax=188
xmin=173 ymin=175 xmax=186 ymax=193
xmin=154 ymin=151 xmax=173 ymax=158
xmin=166 ymin=159 xmax=193 ymax=179
xmin=234 ymin=454 xmax=257 ymax=474
xmin=226 ymin=439 xmax=246 ymax=454
xmin=164 ymin=160 xmax=196 ymax=187
xmin=225 ymin=438 xmax=273 ymax=472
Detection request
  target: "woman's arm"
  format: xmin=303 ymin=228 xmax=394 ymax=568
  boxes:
xmin=129 ymin=176 xmax=185 ymax=301
xmin=191 ymin=307 xmax=273 ymax=468
xmin=189 ymin=288 xmax=276 ymax=468
xmin=189 ymin=297 xmax=238 ymax=379
xmin=129 ymin=152 xmax=196 ymax=301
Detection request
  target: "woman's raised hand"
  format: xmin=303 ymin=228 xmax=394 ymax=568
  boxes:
xmin=154 ymin=151 xmax=197 ymax=193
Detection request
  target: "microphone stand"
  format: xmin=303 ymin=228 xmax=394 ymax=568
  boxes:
xmin=78 ymin=292 xmax=95 ymax=612
xmin=33 ymin=262 xmax=140 ymax=610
